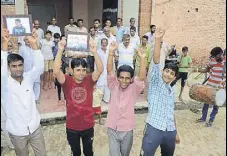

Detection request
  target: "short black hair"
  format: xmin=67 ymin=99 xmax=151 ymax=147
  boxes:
xmin=69 ymin=17 xmax=74 ymax=20
xmin=71 ymin=58 xmax=87 ymax=69
xmin=15 ymin=19 xmax=21 ymax=22
xmin=142 ymin=35 xmax=148 ymax=40
xmin=130 ymin=26 xmax=136 ymax=32
xmin=164 ymin=63 xmax=179 ymax=76
xmin=7 ymin=53 xmax=24 ymax=65
xmin=60 ymin=35 xmax=65 ymax=40
xmin=117 ymin=65 xmax=134 ymax=78
xmin=77 ymin=19 xmax=83 ymax=23
xmin=45 ymin=30 xmax=52 ymax=35
xmin=150 ymin=25 xmax=156 ymax=29
xmin=105 ymin=18 xmax=111 ymax=23
xmin=130 ymin=18 xmax=135 ymax=22
xmin=210 ymin=47 xmax=223 ymax=57
xmin=89 ymin=27 xmax=94 ymax=31
xmin=117 ymin=18 xmax=123 ymax=22
xmin=54 ymin=33 xmax=61 ymax=39
xmin=94 ymin=19 xmax=101 ymax=23
xmin=51 ymin=17 xmax=56 ymax=21
xmin=101 ymin=38 xmax=108 ymax=44
xmin=182 ymin=46 xmax=189 ymax=52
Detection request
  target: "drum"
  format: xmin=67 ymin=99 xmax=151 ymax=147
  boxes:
xmin=189 ymin=84 xmax=226 ymax=106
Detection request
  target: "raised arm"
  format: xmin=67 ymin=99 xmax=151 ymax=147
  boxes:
xmin=107 ymin=42 xmax=118 ymax=74
xmin=137 ymin=48 xmax=146 ymax=81
xmin=1 ymin=29 xmax=9 ymax=86
xmin=53 ymin=39 xmax=66 ymax=84
xmin=153 ymin=28 xmax=165 ymax=64
xmin=91 ymin=42 xmax=104 ymax=82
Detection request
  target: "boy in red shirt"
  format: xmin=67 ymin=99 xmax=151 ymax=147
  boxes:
xmin=53 ymin=39 xmax=103 ymax=156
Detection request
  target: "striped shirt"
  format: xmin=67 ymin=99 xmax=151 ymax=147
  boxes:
xmin=207 ymin=58 xmax=226 ymax=87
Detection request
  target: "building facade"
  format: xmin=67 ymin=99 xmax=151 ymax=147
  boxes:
xmin=1 ymin=0 xmax=226 ymax=64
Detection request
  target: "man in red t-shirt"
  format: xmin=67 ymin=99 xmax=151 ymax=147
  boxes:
xmin=53 ymin=39 xmax=103 ymax=156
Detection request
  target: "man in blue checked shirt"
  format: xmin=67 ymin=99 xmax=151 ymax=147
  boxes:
xmin=140 ymin=27 xmax=180 ymax=156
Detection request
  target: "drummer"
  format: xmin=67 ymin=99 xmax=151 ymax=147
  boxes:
xmin=195 ymin=47 xmax=226 ymax=127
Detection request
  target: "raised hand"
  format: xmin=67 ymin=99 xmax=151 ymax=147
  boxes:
xmin=1 ymin=28 xmax=10 ymax=51
xmin=58 ymin=38 xmax=66 ymax=51
xmin=27 ymin=28 xmax=38 ymax=46
xmin=155 ymin=27 xmax=165 ymax=39
xmin=137 ymin=48 xmax=146 ymax=58
xmin=109 ymin=42 xmax=118 ymax=56
xmin=89 ymin=41 xmax=97 ymax=54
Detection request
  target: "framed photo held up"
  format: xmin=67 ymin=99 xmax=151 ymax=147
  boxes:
xmin=3 ymin=14 xmax=33 ymax=36
xmin=66 ymin=32 xmax=90 ymax=52
xmin=1 ymin=0 xmax=15 ymax=5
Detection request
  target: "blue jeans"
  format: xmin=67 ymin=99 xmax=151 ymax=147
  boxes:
xmin=141 ymin=124 xmax=176 ymax=156
xmin=201 ymin=103 xmax=219 ymax=122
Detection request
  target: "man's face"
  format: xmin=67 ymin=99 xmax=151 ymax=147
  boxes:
xmin=215 ymin=53 xmax=224 ymax=63
xmin=105 ymin=20 xmax=111 ymax=27
xmin=8 ymin=43 xmax=13 ymax=51
xmin=24 ymin=37 xmax=30 ymax=46
xmin=151 ymin=26 xmax=156 ymax=33
xmin=54 ymin=38 xmax=60 ymax=42
xmin=34 ymin=21 xmax=40 ymax=29
xmin=101 ymin=40 xmax=108 ymax=51
xmin=51 ymin=18 xmax=57 ymax=25
xmin=118 ymin=72 xmax=132 ymax=89
xmin=123 ymin=37 xmax=130 ymax=47
xmin=73 ymin=65 xmax=87 ymax=82
xmin=130 ymin=29 xmax=135 ymax=36
xmin=162 ymin=68 xmax=176 ymax=84
xmin=69 ymin=19 xmax=74 ymax=25
xmin=90 ymin=28 xmax=96 ymax=36
xmin=130 ymin=19 xmax=135 ymax=26
xmin=45 ymin=33 xmax=52 ymax=40
xmin=104 ymin=28 xmax=110 ymax=37
xmin=78 ymin=21 xmax=83 ymax=27
xmin=142 ymin=38 xmax=148 ymax=45
xmin=15 ymin=21 xmax=21 ymax=27
xmin=8 ymin=60 xmax=24 ymax=79
xmin=117 ymin=19 xmax=122 ymax=26
xmin=94 ymin=21 xmax=100 ymax=28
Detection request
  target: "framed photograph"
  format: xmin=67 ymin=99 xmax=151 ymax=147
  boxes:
xmin=66 ymin=32 xmax=90 ymax=52
xmin=1 ymin=0 xmax=15 ymax=5
xmin=3 ymin=14 xmax=33 ymax=36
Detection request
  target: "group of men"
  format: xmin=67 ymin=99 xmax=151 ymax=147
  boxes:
xmin=1 ymin=15 xmax=226 ymax=156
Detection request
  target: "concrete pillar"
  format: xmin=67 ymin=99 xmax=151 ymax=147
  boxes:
xmin=15 ymin=0 xmax=25 ymax=14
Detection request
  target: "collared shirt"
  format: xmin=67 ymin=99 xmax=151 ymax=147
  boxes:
xmin=64 ymin=24 xmax=78 ymax=33
xmin=146 ymin=63 xmax=175 ymax=131
xmin=96 ymin=49 xmax=109 ymax=86
xmin=106 ymin=73 xmax=145 ymax=131
xmin=130 ymin=35 xmax=140 ymax=47
xmin=77 ymin=27 xmax=88 ymax=33
xmin=114 ymin=26 xmax=125 ymax=44
xmin=35 ymin=28 xmax=44 ymax=47
xmin=118 ymin=43 xmax=136 ymax=68
xmin=47 ymin=25 xmax=62 ymax=36
xmin=144 ymin=32 xmax=155 ymax=44
xmin=40 ymin=39 xmax=55 ymax=60
xmin=1 ymin=50 xmax=44 ymax=136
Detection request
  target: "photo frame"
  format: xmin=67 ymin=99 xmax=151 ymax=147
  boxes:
xmin=66 ymin=32 xmax=90 ymax=52
xmin=3 ymin=14 xmax=33 ymax=36
xmin=1 ymin=0 xmax=15 ymax=5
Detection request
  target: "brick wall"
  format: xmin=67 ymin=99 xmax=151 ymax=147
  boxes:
xmin=139 ymin=0 xmax=226 ymax=66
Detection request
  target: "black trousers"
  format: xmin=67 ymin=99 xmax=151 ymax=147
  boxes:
xmin=170 ymin=72 xmax=188 ymax=87
xmin=66 ymin=127 xmax=94 ymax=156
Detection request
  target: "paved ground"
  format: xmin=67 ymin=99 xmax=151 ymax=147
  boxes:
xmin=2 ymin=108 xmax=226 ymax=156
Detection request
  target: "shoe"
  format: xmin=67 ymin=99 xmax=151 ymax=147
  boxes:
xmin=205 ymin=120 xmax=213 ymax=127
xmin=195 ymin=118 xmax=206 ymax=123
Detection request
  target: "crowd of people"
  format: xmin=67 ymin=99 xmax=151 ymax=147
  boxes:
xmin=1 ymin=15 xmax=226 ymax=156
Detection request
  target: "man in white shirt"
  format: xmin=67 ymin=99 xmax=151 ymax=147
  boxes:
xmin=118 ymin=34 xmax=137 ymax=68
xmin=129 ymin=26 xmax=140 ymax=47
xmin=76 ymin=19 xmax=88 ymax=33
xmin=64 ymin=17 xmax=77 ymax=34
xmin=1 ymin=29 xmax=46 ymax=155
xmin=124 ymin=17 xmax=138 ymax=35
xmin=47 ymin=17 xmax=61 ymax=37
xmin=144 ymin=25 xmax=156 ymax=44
xmin=34 ymin=20 xmax=44 ymax=48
